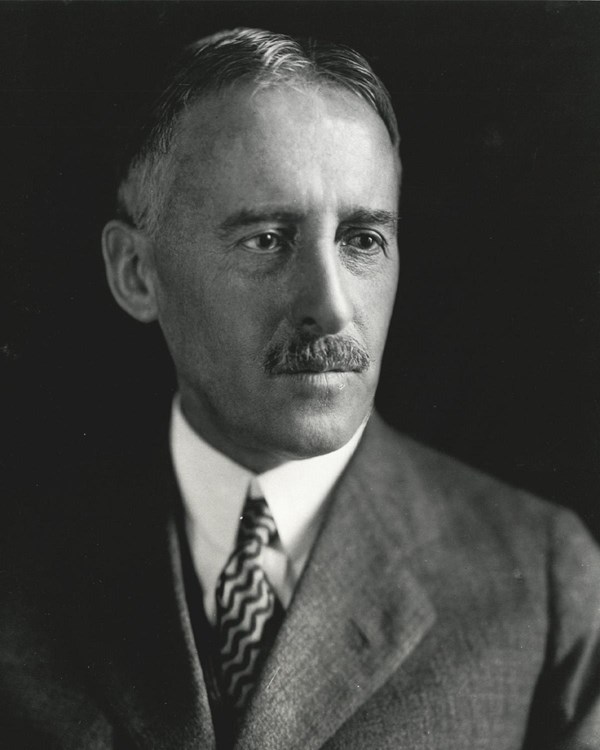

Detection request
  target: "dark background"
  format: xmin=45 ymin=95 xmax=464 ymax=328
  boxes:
xmin=2 ymin=2 xmax=599 ymax=538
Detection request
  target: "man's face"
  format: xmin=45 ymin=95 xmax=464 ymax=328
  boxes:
xmin=150 ymin=83 xmax=400 ymax=471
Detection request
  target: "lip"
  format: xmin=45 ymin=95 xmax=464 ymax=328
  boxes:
xmin=286 ymin=368 xmax=348 ymax=374
xmin=274 ymin=371 xmax=352 ymax=389
xmin=278 ymin=369 xmax=352 ymax=377
xmin=273 ymin=364 xmax=359 ymax=375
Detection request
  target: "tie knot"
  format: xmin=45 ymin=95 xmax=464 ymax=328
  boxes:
xmin=237 ymin=496 xmax=277 ymax=548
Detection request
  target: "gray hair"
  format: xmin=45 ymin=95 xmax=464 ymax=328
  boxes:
xmin=117 ymin=27 xmax=400 ymax=237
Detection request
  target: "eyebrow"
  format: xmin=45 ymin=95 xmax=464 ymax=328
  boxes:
xmin=218 ymin=209 xmax=304 ymax=237
xmin=339 ymin=208 xmax=399 ymax=231
xmin=217 ymin=206 xmax=400 ymax=237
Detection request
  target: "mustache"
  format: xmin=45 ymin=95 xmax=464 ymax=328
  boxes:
xmin=264 ymin=334 xmax=370 ymax=375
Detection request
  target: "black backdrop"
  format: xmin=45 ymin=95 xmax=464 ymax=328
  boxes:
xmin=2 ymin=2 xmax=599 ymax=538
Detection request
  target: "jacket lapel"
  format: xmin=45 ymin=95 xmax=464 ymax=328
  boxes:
xmin=70 ymin=448 xmax=216 ymax=750
xmin=235 ymin=414 xmax=438 ymax=750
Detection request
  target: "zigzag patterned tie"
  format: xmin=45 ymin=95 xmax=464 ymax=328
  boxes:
xmin=215 ymin=495 xmax=283 ymax=713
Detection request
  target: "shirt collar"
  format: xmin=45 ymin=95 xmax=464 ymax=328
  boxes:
xmin=171 ymin=399 xmax=252 ymax=559
xmin=170 ymin=396 xmax=366 ymax=583
xmin=253 ymin=429 xmax=364 ymax=569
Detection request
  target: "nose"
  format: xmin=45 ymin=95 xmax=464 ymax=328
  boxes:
xmin=290 ymin=241 xmax=353 ymax=336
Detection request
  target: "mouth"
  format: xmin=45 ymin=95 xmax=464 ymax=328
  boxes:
xmin=275 ymin=370 xmax=353 ymax=392
xmin=280 ymin=365 xmax=354 ymax=375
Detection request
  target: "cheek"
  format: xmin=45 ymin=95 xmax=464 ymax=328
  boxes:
xmin=174 ymin=280 xmax=274 ymax=367
xmin=359 ymin=271 xmax=398 ymax=339
xmin=153 ymin=265 xmax=209 ymax=362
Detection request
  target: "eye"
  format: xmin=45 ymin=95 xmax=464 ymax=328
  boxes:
xmin=239 ymin=231 xmax=287 ymax=254
xmin=341 ymin=231 xmax=386 ymax=254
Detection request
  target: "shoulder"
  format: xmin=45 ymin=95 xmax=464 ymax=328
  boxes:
xmin=357 ymin=413 xmax=600 ymax=579
xmin=1 ymin=440 xmax=174 ymax=634
xmin=357 ymin=412 xmax=600 ymax=649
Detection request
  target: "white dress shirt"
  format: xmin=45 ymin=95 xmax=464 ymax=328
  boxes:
xmin=170 ymin=398 xmax=366 ymax=625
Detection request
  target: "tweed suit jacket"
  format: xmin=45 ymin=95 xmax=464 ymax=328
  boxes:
xmin=2 ymin=413 xmax=600 ymax=749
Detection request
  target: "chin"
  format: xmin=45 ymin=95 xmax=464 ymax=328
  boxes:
xmin=269 ymin=409 xmax=367 ymax=460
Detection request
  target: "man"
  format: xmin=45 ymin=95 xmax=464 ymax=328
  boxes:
xmin=2 ymin=27 xmax=600 ymax=750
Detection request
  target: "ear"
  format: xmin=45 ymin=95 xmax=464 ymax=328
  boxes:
xmin=101 ymin=220 xmax=158 ymax=323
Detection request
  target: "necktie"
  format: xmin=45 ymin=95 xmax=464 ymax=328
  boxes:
xmin=215 ymin=495 xmax=283 ymax=713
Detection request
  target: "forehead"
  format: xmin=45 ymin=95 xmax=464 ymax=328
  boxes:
xmin=165 ymin=83 xmax=400 ymax=219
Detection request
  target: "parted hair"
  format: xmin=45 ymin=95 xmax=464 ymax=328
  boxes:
xmin=117 ymin=27 xmax=400 ymax=237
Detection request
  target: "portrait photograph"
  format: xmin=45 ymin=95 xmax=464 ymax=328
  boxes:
xmin=2 ymin=2 xmax=600 ymax=748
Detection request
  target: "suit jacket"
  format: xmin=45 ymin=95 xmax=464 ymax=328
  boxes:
xmin=2 ymin=413 xmax=600 ymax=749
